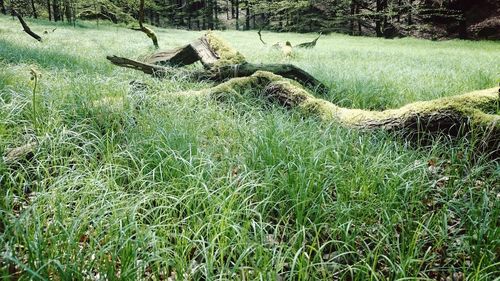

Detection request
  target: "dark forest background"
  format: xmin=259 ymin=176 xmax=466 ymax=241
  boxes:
xmin=2 ymin=0 xmax=499 ymax=40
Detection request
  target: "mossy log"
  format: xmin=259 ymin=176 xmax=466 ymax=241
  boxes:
xmin=205 ymin=63 xmax=328 ymax=94
xmin=107 ymin=33 xmax=499 ymax=154
xmin=187 ymin=71 xmax=500 ymax=156
xmin=107 ymin=33 xmax=328 ymax=93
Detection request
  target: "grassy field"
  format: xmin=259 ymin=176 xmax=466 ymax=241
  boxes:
xmin=0 ymin=15 xmax=499 ymax=280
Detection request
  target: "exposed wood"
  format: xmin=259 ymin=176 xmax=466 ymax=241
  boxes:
xmin=190 ymin=37 xmax=220 ymax=67
xmin=144 ymin=38 xmax=223 ymax=68
xmin=145 ymin=44 xmax=200 ymax=66
xmin=13 ymin=9 xmax=42 ymax=42
xmin=106 ymin=55 xmax=167 ymax=77
xmin=296 ymin=33 xmax=322 ymax=49
xmin=147 ymin=33 xmax=245 ymax=69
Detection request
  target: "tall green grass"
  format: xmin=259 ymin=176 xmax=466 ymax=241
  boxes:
xmin=1 ymin=15 xmax=499 ymax=280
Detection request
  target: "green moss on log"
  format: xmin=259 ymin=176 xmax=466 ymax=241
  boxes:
xmin=205 ymin=32 xmax=246 ymax=67
xmin=178 ymin=71 xmax=499 ymax=148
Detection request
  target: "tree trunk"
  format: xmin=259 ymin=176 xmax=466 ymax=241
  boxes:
xmin=0 ymin=0 xmax=6 ymax=15
xmin=245 ymin=1 xmax=250 ymax=30
xmin=205 ymin=0 xmax=214 ymax=29
xmin=53 ymin=1 xmax=61 ymax=21
xmin=108 ymin=33 xmax=327 ymax=94
xmin=64 ymin=0 xmax=72 ymax=24
xmin=47 ymin=0 xmax=52 ymax=21
xmin=407 ymin=0 xmax=413 ymax=25
xmin=357 ymin=4 xmax=361 ymax=35
xmin=235 ymin=0 xmax=239 ymax=30
xmin=375 ymin=0 xmax=383 ymax=37
xmin=350 ymin=1 xmax=355 ymax=35
xmin=214 ymin=0 xmax=219 ymax=29
xmin=30 ymin=0 xmax=37 ymax=18
xmin=231 ymin=0 xmax=235 ymax=18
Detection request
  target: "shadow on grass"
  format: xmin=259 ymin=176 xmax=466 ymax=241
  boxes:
xmin=0 ymin=38 xmax=110 ymax=73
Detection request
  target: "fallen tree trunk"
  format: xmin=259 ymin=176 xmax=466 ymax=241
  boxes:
xmin=185 ymin=71 xmax=500 ymax=156
xmin=207 ymin=63 xmax=328 ymax=94
xmin=13 ymin=9 xmax=42 ymax=42
xmin=107 ymin=55 xmax=328 ymax=94
xmin=107 ymin=33 xmax=499 ymax=155
xmin=108 ymin=33 xmax=328 ymax=93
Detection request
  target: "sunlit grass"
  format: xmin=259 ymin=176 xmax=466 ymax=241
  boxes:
xmin=0 ymin=15 xmax=499 ymax=280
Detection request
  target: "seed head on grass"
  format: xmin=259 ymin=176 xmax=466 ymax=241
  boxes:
xmin=29 ymin=67 xmax=41 ymax=132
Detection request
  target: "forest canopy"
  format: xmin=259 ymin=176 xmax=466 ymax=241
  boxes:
xmin=2 ymin=0 xmax=499 ymax=40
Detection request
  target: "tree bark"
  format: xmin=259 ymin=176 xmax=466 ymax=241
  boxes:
xmin=235 ymin=0 xmax=239 ymax=30
xmin=0 ymin=0 xmax=5 ymax=15
xmin=64 ymin=0 xmax=72 ymax=24
xmin=13 ymin=9 xmax=42 ymax=42
xmin=375 ymin=0 xmax=384 ymax=37
xmin=31 ymin=0 xmax=37 ymax=18
xmin=53 ymin=1 xmax=61 ymax=21
xmin=47 ymin=0 xmax=52 ymax=21
xmin=245 ymin=1 xmax=250 ymax=30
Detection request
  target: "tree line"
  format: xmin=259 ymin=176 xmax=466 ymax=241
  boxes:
xmin=1 ymin=0 xmax=498 ymax=40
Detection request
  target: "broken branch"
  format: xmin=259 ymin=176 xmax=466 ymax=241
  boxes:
xmin=13 ymin=9 xmax=42 ymax=42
